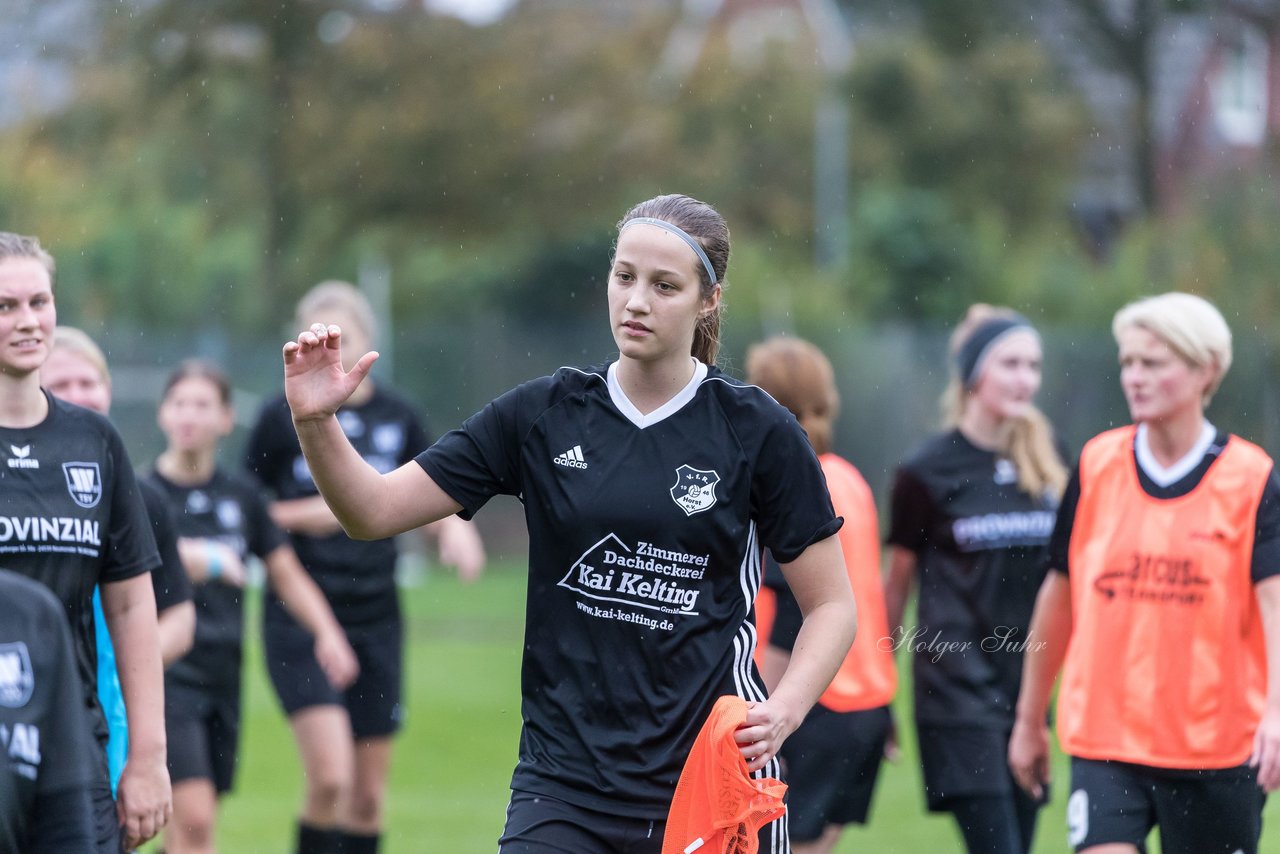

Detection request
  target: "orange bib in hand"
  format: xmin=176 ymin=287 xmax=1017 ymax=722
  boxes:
xmin=663 ymin=695 xmax=787 ymax=854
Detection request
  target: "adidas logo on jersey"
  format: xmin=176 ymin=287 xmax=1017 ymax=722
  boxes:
xmin=554 ymin=445 xmax=588 ymax=469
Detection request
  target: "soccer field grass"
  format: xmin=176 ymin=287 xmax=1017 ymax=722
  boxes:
xmin=178 ymin=564 xmax=1277 ymax=853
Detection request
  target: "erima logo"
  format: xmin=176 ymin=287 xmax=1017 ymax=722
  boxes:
xmin=554 ymin=446 xmax=588 ymax=469
xmin=6 ymin=445 xmax=38 ymax=469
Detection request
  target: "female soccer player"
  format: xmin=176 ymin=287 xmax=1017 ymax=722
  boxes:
xmin=280 ymin=194 xmax=856 ymax=853
xmin=42 ymin=325 xmax=197 ymax=791
xmin=746 ymin=336 xmax=897 ymax=854
xmin=0 ymin=568 xmax=96 ymax=851
xmin=1009 ymin=292 xmax=1280 ymax=854
xmin=148 ymin=359 xmax=358 ymax=854
xmin=245 ymin=281 xmax=486 ymax=854
xmin=0 ymin=232 xmax=170 ymax=852
xmin=884 ymin=304 xmax=1067 ymax=854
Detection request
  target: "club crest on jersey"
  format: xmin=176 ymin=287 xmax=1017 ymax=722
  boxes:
xmin=62 ymin=462 xmax=102 ymax=509
xmin=372 ymin=423 xmax=404 ymax=455
xmin=0 ymin=643 xmax=34 ymax=708
xmin=670 ymin=465 xmax=720 ymax=516
xmin=216 ymin=499 xmax=242 ymax=531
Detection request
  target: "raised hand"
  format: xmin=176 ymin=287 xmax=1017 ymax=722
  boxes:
xmin=283 ymin=323 xmax=379 ymax=422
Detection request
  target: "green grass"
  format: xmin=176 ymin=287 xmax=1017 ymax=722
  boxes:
xmin=154 ymin=563 xmax=1279 ymax=852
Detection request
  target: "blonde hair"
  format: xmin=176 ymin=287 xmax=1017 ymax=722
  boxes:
xmin=0 ymin=232 xmax=55 ymax=283
xmin=745 ymin=337 xmax=839 ymax=455
xmin=294 ymin=280 xmax=378 ymax=343
xmin=51 ymin=326 xmax=109 ymax=385
xmin=1112 ymin=292 xmax=1232 ymax=406
xmin=942 ymin=304 xmax=1067 ymax=500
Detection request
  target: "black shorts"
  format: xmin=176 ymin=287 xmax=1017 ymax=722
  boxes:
xmin=917 ymin=724 xmax=1034 ymax=811
xmin=498 ymin=790 xmax=791 ymax=854
xmin=165 ymin=679 xmax=241 ymax=794
xmin=90 ymin=778 xmax=124 ymax=854
xmin=779 ymin=703 xmax=889 ymax=839
xmin=1067 ymin=756 xmax=1265 ymax=853
xmin=263 ymin=611 xmax=403 ymax=739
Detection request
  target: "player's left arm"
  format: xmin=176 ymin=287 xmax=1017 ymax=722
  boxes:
xmin=262 ymin=544 xmax=359 ymax=690
xmin=735 ymin=533 xmax=856 ymax=773
xmin=100 ymin=573 xmax=171 ymax=849
xmin=1252 ymin=574 xmax=1280 ymax=791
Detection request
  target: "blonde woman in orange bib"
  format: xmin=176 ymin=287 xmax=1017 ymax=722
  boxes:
xmin=1009 ymin=292 xmax=1280 ymax=854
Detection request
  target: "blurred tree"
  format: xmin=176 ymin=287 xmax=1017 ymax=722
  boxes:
xmin=841 ymin=31 xmax=1085 ymax=318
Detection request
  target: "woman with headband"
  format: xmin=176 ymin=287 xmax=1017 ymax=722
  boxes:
xmin=884 ymin=304 xmax=1066 ymax=854
xmin=1009 ymin=292 xmax=1280 ymax=854
xmin=279 ymin=193 xmax=856 ymax=853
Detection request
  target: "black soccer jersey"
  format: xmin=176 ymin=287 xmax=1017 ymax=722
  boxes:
xmin=0 ymin=569 xmax=95 ymax=853
xmin=0 ymin=393 xmax=159 ymax=741
xmin=138 ymin=478 xmax=194 ymax=613
xmin=1046 ymin=430 xmax=1280 ymax=583
xmin=416 ymin=362 xmax=841 ymax=818
xmin=146 ymin=466 xmax=287 ymax=690
xmin=244 ymin=385 xmax=431 ymax=625
xmin=887 ymin=429 xmax=1058 ymax=730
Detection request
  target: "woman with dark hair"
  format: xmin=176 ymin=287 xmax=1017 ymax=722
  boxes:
xmin=884 ymin=304 xmax=1067 ymax=854
xmin=280 ymin=194 xmax=857 ymax=853
xmin=147 ymin=359 xmax=358 ymax=853
xmin=1010 ymin=292 xmax=1280 ymax=854
xmin=747 ymin=336 xmax=897 ymax=854
xmin=42 ymin=325 xmax=197 ymax=794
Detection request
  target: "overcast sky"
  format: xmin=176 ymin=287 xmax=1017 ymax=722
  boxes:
xmin=424 ymin=0 xmax=518 ymax=26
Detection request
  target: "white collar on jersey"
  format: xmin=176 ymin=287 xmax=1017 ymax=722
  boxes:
xmin=607 ymin=358 xmax=708 ymax=429
xmin=1134 ymin=419 xmax=1217 ymax=488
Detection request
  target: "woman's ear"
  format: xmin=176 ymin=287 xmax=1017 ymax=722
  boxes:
xmin=701 ymin=283 xmax=723 ymax=316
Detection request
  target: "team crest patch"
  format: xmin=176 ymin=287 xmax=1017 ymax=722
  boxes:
xmin=0 ymin=643 xmax=34 ymax=708
xmin=216 ymin=499 xmax=242 ymax=531
xmin=670 ymin=465 xmax=720 ymax=516
xmin=372 ymin=423 xmax=404 ymax=455
xmin=63 ymin=462 xmax=103 ymax=509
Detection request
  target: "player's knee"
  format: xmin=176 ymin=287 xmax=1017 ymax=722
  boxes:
xmin=305 ymin=770 xmax=350 ymax=814
xmin=169 ymin=812 xmax=216 ymax=852
xmin=347 ymin=785 xmax=385 ymax=828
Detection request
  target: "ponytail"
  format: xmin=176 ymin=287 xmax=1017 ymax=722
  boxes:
xmin=1008 ymin=405 xmax=1068 ymax=500
xmin=693 ymin=305 xmax=722 ymax=366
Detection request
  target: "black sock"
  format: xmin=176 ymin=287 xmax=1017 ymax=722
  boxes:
xmin=297 ymin=821 xmax=341 ymax=854
xmin=337 ymin=831 xmax=380 ymax=854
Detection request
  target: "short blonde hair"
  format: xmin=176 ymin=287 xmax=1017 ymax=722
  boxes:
xmin=294 ymin=280 xmax=377 ymax=343
xmin=1112 ymin=292 xmax=1232 ymax=404
xmin=745 ymin=336 xmax=839 ymax=456
xmin=51 ymin=326 xmax=109 ymax=384
xmin=0 ymin=232 xmax=56 ymax=283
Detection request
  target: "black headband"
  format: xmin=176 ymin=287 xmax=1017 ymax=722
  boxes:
xmin=954 ymin=315 xmax=1035 ymax=387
